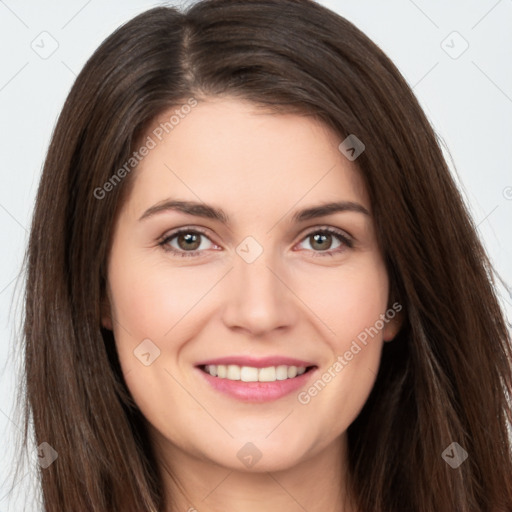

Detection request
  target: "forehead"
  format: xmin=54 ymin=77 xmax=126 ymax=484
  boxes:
xmin=125 ymin=97 xmax=369 ymax=221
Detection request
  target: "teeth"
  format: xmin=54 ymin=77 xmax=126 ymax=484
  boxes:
xmin=227 ymin=365 xmax=241 ymax=380
xmin=258 ymin=366 xmax=276 ymax=382
xmin=205 ymin=364 xmax=217 ymax=377
xmin=240 ymin=366 xmax=259 ymax=382
xmin=276 ymin=365 xmax=288 ymax=380
xmin=204 ymin=364 xmax=309 ymax=382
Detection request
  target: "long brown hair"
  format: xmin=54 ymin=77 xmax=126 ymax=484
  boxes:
xmin=21 ymin=1 xmax=512 ymax=510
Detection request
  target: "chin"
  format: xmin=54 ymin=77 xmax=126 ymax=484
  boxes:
xmin=198 ymin=434 xmax=320 ymax=473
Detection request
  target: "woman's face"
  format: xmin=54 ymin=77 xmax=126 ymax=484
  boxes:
xmin=103 ymin=97 xmax=396 ymax=473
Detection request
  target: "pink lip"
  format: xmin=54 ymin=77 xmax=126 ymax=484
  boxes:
xmin=194 ymin=356 xmax=317 ymax=403
xmin=195 ymin=356 xmax=315 ymax=368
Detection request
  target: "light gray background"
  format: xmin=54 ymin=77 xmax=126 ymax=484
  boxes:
xmin=1 ymin=1 xmax=511 ymax=510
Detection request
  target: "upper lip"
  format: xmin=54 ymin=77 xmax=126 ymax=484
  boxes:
xmin=195 ymin=356 xmax=316 ymax=368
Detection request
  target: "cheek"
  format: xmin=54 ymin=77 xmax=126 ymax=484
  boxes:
xmin=293 ymin=256 xmax=389 ymax=428
xmin=105 ymin=255 xmax=209 ymax=427
xmin=106 ymin=251 xmax=225 ymax=411
xmin=108 ymin=253 xmax=219 ymax=343
xmin=293 ymin=256 xmax=389 ymax=349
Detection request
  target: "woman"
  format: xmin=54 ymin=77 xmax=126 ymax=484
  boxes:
xmin=22 ymin=0 xmax=512 ymax=510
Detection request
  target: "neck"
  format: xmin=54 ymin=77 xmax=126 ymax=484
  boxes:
xmin=155 ymin=434 xmax=356 ymax=512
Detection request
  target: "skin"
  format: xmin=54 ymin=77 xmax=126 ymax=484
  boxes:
xmin=102 ymin=97 xmax=401 ymax=512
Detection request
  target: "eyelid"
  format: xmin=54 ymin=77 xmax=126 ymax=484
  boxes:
xmin=301 ymin=224 xmax=353 ymax=242
xmin=159 ymin=225 xmax=212 ymax=242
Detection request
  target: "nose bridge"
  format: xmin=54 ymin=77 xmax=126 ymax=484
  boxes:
xmin=221 ymin=240 xmax=297 ymax=335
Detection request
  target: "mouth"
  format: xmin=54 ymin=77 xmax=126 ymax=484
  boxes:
xmin=199 ymin=363 xmax=315 ymax=382
xmin=195 ymin=357 xmax=318 ymax=402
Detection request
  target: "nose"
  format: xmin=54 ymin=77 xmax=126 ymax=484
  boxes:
xmin=221 ymin=251 xmax=298 ymax=337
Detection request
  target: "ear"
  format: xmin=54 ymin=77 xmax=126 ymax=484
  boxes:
xmin=100 ymin=292 xmax=113 ymax=331
xmin=382 ymin=309 xmax=404 ymax=342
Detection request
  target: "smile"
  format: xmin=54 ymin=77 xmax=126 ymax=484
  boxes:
xmin=202 ymin=364 xmax=308 ymax=382
xmin=195 ymin=357 xmax=317 ymax=402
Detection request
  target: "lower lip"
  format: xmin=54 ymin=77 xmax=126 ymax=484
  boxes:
xmin=196 ymin=367 xmax=317 ymax=402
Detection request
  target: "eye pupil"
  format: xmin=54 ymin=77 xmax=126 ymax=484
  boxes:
xmin=311 ymin=233 xmax=332 ymax=251
xmin=178 ymin=232 xmax=201 ymax=250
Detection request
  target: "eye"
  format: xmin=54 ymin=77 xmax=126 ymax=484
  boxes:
xmin=159 ymin=226 xmax=353 ymax=258
xmin=158 ymin=228 xmax=218 ymax=257
xmin=296 ymin=227 xmax=353 ymax=256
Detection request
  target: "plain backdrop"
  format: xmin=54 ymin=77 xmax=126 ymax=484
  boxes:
xmin=1 ymin=1 xmax=511 ymax=510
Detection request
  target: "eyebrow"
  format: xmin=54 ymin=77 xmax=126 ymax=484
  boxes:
xmin=138 ymin=199 xmax=370 ymax=224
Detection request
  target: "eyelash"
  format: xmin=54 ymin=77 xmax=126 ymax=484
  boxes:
xmin=158 ymin=226 xmax=353 ymax=259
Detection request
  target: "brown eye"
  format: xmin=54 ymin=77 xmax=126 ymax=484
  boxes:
xmin=297 ymin=227 xmax=353 ymax=256
xmin=176 ymin=232 xmax=202 ymax=251
xmin=309 ymin=233 xmax=335 ymax=251
xmin=159 ymin=228 xmax=217 ymax=257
